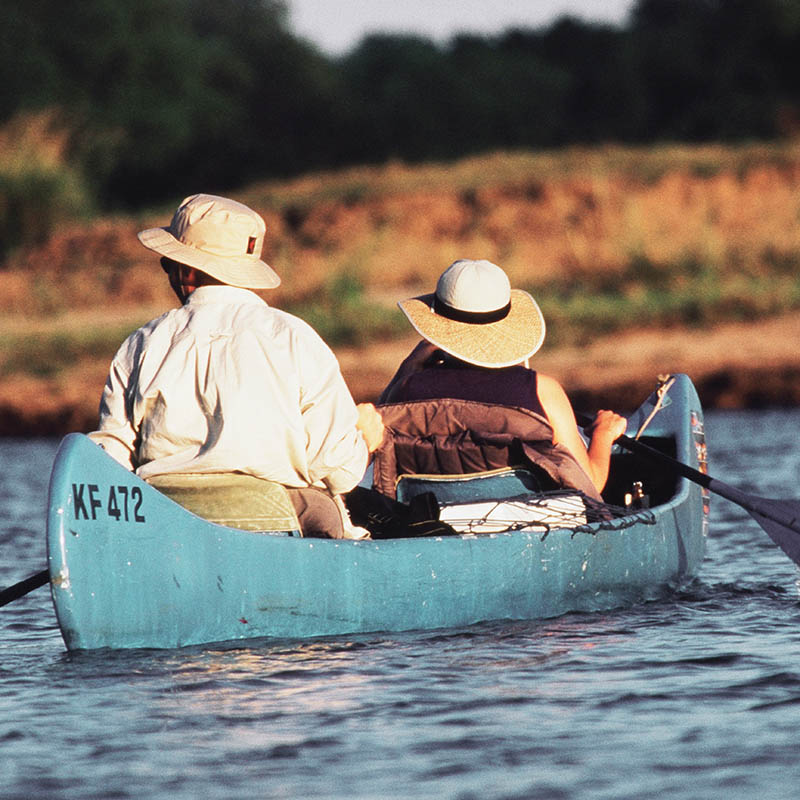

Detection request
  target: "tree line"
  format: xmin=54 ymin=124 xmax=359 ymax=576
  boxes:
xmin=2 ymin=0 xmax=799 ymax=211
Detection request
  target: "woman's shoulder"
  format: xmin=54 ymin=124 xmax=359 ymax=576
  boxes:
xmin=534 ymin=372 xmax=571 ymax=409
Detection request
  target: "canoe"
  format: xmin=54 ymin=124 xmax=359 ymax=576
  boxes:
xmin=46 ymin=373 xmax=708 ymax=650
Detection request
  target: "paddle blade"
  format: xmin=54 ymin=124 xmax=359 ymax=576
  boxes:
xmin=746 ymin=499 xmax=800 ymax=567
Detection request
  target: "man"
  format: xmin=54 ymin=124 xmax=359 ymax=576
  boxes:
xmin=89 ymin=193 xmax=383 ymax=538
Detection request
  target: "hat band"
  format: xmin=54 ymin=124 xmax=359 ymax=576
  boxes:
xmin=432 ymin=296 xmax=511 ymax=324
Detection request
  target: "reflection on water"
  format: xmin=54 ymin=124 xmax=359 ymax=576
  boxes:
xmin=2 ymin=416 xmax=800 ymax=799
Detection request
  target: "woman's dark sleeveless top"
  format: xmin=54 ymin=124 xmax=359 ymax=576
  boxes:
xmin=390 ymin=357 xmax=545 ymax=416
xmin=375 ymin=353 xmax=604 ymax=503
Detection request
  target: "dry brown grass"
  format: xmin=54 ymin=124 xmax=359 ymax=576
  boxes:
xmin=3 ymin=140 xmax=800 ymax=431
xmin=5 ymin=140 xmax=800 ymax=314
xmin=0 ymin=110 xmax=72 ymax=169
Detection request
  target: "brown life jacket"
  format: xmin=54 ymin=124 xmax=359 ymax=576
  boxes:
xmin=373 ymin=398 xmax=602 ymax=502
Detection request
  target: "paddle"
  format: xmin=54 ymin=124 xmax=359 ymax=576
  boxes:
xmin=576 ymin=412 xmax=800 ymax=567
xmin=0 ymin=568 xmax=49 ymax=608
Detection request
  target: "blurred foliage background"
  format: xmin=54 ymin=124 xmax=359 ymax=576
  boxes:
xmin=4 ymin=0 xmax=800 ymax=422
xmin=2 ymin=0 xmax=800 ymax=260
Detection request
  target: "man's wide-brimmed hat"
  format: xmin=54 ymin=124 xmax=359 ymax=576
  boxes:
xmin=137 ymin=193 xmax=281 ymax=289
xmin=398 ymin=259 xmax=545 ymax=368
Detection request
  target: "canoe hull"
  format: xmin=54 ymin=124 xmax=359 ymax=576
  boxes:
xmin=47 ymin=374 xmax=707 ymax=650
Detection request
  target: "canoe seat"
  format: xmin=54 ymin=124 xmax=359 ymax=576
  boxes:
xmin=145 ymin=473 xmax=301 ymax=534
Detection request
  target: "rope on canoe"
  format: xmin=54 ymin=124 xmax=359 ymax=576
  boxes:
xmin=634 ymin=374 xmax=676 ymax=440
xmin=438 ymin=491 xmax=656 ymax=538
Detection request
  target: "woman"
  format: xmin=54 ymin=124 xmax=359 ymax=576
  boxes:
xmin=379 ymin=258 xmax=625 ymax=494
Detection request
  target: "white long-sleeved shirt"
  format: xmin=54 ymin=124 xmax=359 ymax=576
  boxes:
xmin=89 ymin=286 xmax=368 ymax=494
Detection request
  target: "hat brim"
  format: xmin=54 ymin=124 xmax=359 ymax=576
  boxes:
xmin=398 ymin=289 xmax=545 ymax=368
xmin=138 ymin=227 xmax=281 ymax=289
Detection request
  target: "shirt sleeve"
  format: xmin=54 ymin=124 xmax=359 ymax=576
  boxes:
xmin=86 ymin=337 xmax=139 ymax=471
xmin=295 ymin=327 xmax=369 ymax=495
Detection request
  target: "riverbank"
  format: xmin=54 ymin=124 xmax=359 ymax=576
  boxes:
xmin=2 ymin=311 xmax=799 ymax=437
xmin=3 ymin=142 xmax=800 ymax=435
xmin=339 ymin=311 xmax=800 ymax=411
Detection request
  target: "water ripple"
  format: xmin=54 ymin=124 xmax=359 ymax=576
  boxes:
xmin=4 ymin=421 xmax=800 ymax=799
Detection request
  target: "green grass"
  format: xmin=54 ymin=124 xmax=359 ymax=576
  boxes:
xmin=532 ymin=253 xmax=800 ymax=346
xmin=0 ymin=274 xmax=404 ymax=380
xmin=0 ymin=322 xmax=142 ymax=378
xmin=285 ymin=272 xmax=407 ymax=347
xmin=0 ymin=112 xmax=94 ymax=260
xmin=5 ymin=248 xmax=800 ymax=380
xmin=289 ymin=250 xmax=800 ymax=350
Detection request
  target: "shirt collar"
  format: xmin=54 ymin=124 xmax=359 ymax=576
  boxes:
xmin=185 ymin=285 xmax=268 ymax=307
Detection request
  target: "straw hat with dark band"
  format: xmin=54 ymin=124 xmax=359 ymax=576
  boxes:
xmin=137 ymin=193 xmax=281 ymax=289
xmin=398 ymin=259 xmax=546 ymax=368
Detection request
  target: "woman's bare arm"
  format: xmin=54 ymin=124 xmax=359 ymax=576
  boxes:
xmin=536 ymin=373 xmax=626 ymax=492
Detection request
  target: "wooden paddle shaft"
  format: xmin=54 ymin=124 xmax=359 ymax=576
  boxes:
xmin=0 ymin=569 xmax=49 ymax=607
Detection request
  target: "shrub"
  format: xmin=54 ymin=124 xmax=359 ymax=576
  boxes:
xmin=0 ymin=111 xmax=92 ymax=261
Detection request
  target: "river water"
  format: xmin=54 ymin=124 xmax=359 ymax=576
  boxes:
xmin=1 ymin=410 xmax=800 ymax=800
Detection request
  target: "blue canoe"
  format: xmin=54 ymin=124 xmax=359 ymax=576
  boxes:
xmin=46 ymin=373 xmax=708 ymax=650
